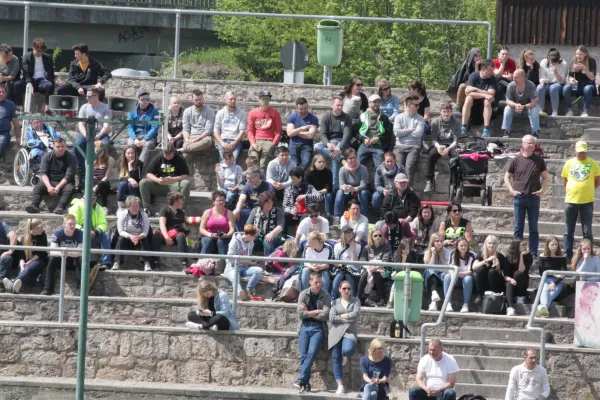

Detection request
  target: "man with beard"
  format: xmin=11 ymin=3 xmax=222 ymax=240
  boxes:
xmin=424 ymin=102 xmax=460 ymax=193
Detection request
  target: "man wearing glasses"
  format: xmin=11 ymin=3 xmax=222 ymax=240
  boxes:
xmin=393 ymin=94 xmax=426 ymax=186
xmin=247 ymin=90 xmax=282 ymax=171
xmin=74 ymin=87 xmax=112 ymax=190
xmin=126 ymin=89 xmax=159 ymax=164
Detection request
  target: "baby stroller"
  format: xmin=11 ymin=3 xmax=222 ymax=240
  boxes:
xmin=448 ymin=137 xmax=493 ymax=206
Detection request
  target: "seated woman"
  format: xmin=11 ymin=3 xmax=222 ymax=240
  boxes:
xmin=117 ymin=145 xmax=144 ymax=211
xmin=92 ymin=140 xmax=115 ymax=213
xmin=519 ymin=49 xmax=540 ymax=86
xmin=340 ymin=199 xmax=369 ymax=245
xmin=377 ymin=78 xmax=399 ymax=122
xmin=267 ymin=239 xmax=298 ymax=275
xmin=283 ymin=166 xmax=321 ymax=235
xmin=563 ymin=45 xmax=597 ymax=117
xmin=151 ymin=191 xmax=190 ymax=271
xmin=387 ymin=239 xmax=421 ymax=309
xmin=247 ymin=191 xmax=285 ymax=256
xmin=304 ymin=154 xmax=333 ymax=216
xmin=472 ymin=235 xmax=507 ymax=304
xmin=443 ymin=238 xmax=475 ymax=313
xmin=215 ymin=150 xmax=243 ymax=209
xmin=113 ymin=196 xmax=152 ymax=272
xmin=408 ymin=79 xmax=431 ymax=134
xmin=224 ymin=224 xmax=262 ymax=301
xmin=359 ymin=338 xmax=392 ymax=400
xmin=332 ymin=226 xmax=361 ymax=301
xmin=294 ymin=204 xmax=329 ymax=254
xmin=186 ymin=279 xmax=239 ymax=331
xmin=503 ymin=240 xmax=534 ymax=316
xmin=439 ymin=202 xmax=473 ymax=248
xmin=423 ymin=233 xmax=452 ymax=311
xmin=199 ymin=190 xmax=235 ymax=255
xmin=537 ymin=48 xmax=568 ymax=117
xmin=334 ymin=148 xmax=369 ymax=219
xmin=569 ymin=239 xmax=600 ymax=281
xmin=168 ymin=96 xmax=184 ymax=149
xmin=329 ymin=279 xmax=361 ymax=395
xmin=411 ymin=204 xmax=441 ymax=257
xmin=300 ymin=231 xmax=333 ymax=293
xmin=358 ymin=228 xmax=392 ymax=307
xmin=2 ymin=218 xmax=47 ymax=294
xmin=372 ymin=152 xmax=405 ymax=217
xmin=536 ymin=235 xmax=567 ymax=318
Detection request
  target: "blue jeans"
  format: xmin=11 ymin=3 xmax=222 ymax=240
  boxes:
xmin=289 ymin=141 xmax=313 ymax=171
xmin=331 ymin=271 xmax=357 ymax=300
xmin=331 ymin=337 xmax=356 ymax=381
xmin=236 ymin=208 xmax=252 ymax=232
xmin=0 ymin=254 xmax=14 ymax=280
xmin=564 ymin=202 xmax=594 ymax=259
xmin=513 ymin=194 xmax=540 ymax=257
xmin=0 ymin=131 xmax=11 ymax=159
xmin=323 ymin=192 xmax=334 ymax=216
xmin=224 ymin=265 xmax=263 ymax=293
xmin=362 ymin=383 xmax=386 ymax=400
xmin=540 ymin=277 xmax=564 ymax=308
xmin=298 ymin=323 xmax=324 ymax=385
xmin=372 ymin=191 xmax=385 ymax=218
xmin=301 ymin=267 xmax=331 ymax=294
xmin=502 ymin=105 xmax=540 ymax=133
xmin=563 ymin=80 xmax=596 ymax=111
xmin=357 ymin=144 xmax=384 ymax=171
xmin=74 ymin=133 xmax=110 ymax=186
xmin=15 ymin=259 xmax=46 ymax=285
xmin=314 ymin=139 xmax=344 ymax=191
xmin=334 ymin=190 xmax=370 ymax=217
xmin=444 ymin=273 xmax=473 ymax=305
xmin=537 ymin=82 xmax=564 ymax=111
xmin=117 ymin=180 xmax=141 ymax=202
xmin=15 ymin=78 xmax=55 ymax=106
xmin=200 ymin=236 xmax=230 ymax=255
xmin=92 ymin=231 xmax=112 ymax=265
xmin=409 ymin=387 xmax=457 ymax=400
xmin=216 ymin=138 xmax=242 ymax=162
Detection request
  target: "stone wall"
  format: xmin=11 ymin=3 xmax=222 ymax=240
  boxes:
xmin=0 ymin=321 xmax=597 ymax=399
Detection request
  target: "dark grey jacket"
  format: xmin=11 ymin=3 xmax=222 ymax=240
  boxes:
xmin=297 ymin=288 xmax=331 ymax=333
xmin=328 ymin=296 xmax=361 ymax=349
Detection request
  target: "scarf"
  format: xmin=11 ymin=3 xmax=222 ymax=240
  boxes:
xmin=415 ymin=217 xmax=434 ymax=247
xmin=128 ymin=211 xmax=143 ymax=230
xmin=253 ymin=207 xmax=278 ymax=236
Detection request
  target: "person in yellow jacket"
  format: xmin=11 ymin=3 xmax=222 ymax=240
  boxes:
xmin=68 ymin=192 xmax=111 ymax=269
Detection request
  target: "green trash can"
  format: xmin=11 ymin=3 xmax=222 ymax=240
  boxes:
xmin=393 ymin=271 xmax=424 ymax=322
xmin=317 ymin=19 xmax=343 ymax=67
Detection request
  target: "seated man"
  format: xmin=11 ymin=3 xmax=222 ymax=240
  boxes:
xmin=409 ymin=338 xmax=459 ymax=400
xmin=0 ymin=220 xmax=18 ymax=291
xmin=26 ymin=119 xmax=59 ymax=165
xmin=283 ymin=167 xmax=321 ymax=234
xmin=505 ymin=349 xmax=550 ymax=400
xmin=501 ymin=69 xmax=540 ymax=138
xmin=461 ymin=59 xmax=498 ymax=137
xmin=214 ymin=91 xmax=246 ymax=162
xmin=424 ymin=102 xmax=460 ymax=193
xmin=286 ymin=97 xmax=318 ymax=171
xmin=15 ymin=38 xmax=55 ymax=114
xmin=25 ymin=136 xmax=76 ymax=215
xmin=380 ymin=173 xmax=420 ymax=223
xmin=232 ymin=167 xmax=274 ymax=231
xmin=0 ymin=85 xmax=20 ymax=159
xmin=140 ymin=142 xmax=191 ymax=216
xmin=180 ymin=89 xmax=215 ymax=158
xmin=357 ymin=94 xmax=393 ymax=170
xmin=0 ymin=44 xmax=21 ymax=102
xmin=68 ymin=193 xmax=111 ymax=270
xmin=74 ymin=87 xmax=112 ymax=189
xmin=266 ymin=146 xmax=296 ymax=201
xmin=56 ymin=44 xmax=111 ymax=101
xmin=216 ymin=150 xmax=243 ymax=209
xmin=127 ymin=88 xmax=159 ymax=164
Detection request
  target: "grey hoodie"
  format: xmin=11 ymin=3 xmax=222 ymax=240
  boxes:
xmin=430 ymin=115 xmax=460 ymax=146
xmin=218 ymin=161 xmax=244 ymax=190
xmin=225 ymin=232 xmax=254 ymax=271
xmin=266 ymin=159 xmax=297 ymax=188
xmin=393 ymin=112 xmax=425 ymax=150
xmin=214 ymin=106 xmax=247 ymax=141
xmin=182 ymin=104 xmax=215 ymax=137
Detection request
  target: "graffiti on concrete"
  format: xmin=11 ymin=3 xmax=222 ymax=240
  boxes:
xmin=118 ymin=26 xmax=151 ymax=44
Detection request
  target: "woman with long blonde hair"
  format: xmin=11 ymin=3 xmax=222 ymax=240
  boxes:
xmin=422 ymin=232 xmax=451 ymax=311
xmin=359 ymin=338 xmax=391 ymax=400
xmin=563 ymin=45 xmax=598 ymax=117
xmin=472 ymin=235 xmax=508 ymax=304
xmin=186 ymin=279 xmax=239 ymax=331
xmin=518 ymin=49 xmax=540 ymax=86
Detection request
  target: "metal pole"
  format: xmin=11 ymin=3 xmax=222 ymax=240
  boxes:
xmin=58 ymin=253 xmax=67 ymax=323
xmin=486 ymin=22 xmax=493 ymax=59
xmin=323 ymin=66 xmax=332 ymax=85
xmin=75 ymin=116 xmax=98 ymax=400
xmin=161 ymin=86 xmax=170 ymax=149
xmin=402 ymin=266 xmax=411 ymax=336
xmin=291 ymin=41 xmax=297 ymax=84
xmin=173 ymin=11 xmax=181 ymax=79
xmin=232 ymin=257 xmax=239 ymax=314
xmin=22 ymin=2 xmax=30 ymax=58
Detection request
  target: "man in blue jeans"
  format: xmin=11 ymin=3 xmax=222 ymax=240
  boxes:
xmin=409 ymin=338 xmax=459 ymax=400
xmin=287 ymin=97 xmax=318 ymax=171
xmin=561 ymin=141 xmax=600 ymax=259
xmin=505 ymin=135 xmax=548 ymax=259
xmin=356 ymin=94 xmax=393 ymax=170
xmin=0 ymin=85 xmax=19 ymax=160
xmin=294 ymin=271 xmax=331 ymax=393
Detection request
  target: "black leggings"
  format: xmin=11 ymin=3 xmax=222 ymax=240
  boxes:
xmin=94 ymin=180 xmax=111 ymax=208
xmin=358 ymin=270 xmax=386 ymax=302
xmin=506 ymin=270 xmax=529 ymax=307
xmin=426 ymin=274 xmax=443 ymax=295
xmin=476 ymin=266 xmax=529 ymax=307
xmin=151 ymin=231 xmax=188 ymax=264
xmin=187 ymin=310 xmax=230 ymax=330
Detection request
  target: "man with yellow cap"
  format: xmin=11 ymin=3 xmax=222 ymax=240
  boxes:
xmin=561 ymin=140 xmax=600 ymax=259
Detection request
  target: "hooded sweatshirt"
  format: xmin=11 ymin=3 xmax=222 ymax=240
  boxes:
xmin=394 ymin=112 xmax=426 ymax=150
xmin=448 ymin=47 xmax=481 ymax=93
xmin=214 ymin=105 xmax=247 ymax=141
xmin=182 ymin=104 xmax=215 ymax=137
xmin=430 ymin=115 xmax=460 ymax=146
xmin=218 ymin=161 xmax=243 ymax=190
xmin=127 ymin=103 xmax=160 ymax=141
xmin=374 ymin=162 xmax=406 ymax=194
xmin=225 ymin=232 xmax=254 ymax=271
xmin=266 ymin=158 xmax=297 ymax=188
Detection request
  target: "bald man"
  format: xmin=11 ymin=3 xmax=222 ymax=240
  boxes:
xmin=501 ymin=69 xmax=540 ymax=138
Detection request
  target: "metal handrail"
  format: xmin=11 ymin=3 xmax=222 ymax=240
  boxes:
xmin=527 ymin=269 xmax=600 ymax=366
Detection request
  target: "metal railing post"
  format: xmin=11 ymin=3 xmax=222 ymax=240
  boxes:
xmin=22 ymin=2 xmax=30 ymax=58
xmin=402 ymin=264 xmax=411 ymax=332
xmin=486 ymin=22 xmax=493 ymax=59
xmin=173 ymin=11 xmax=181 ymax=79
xmin=57 ymin=252 xmax=67 ymax=323
xmin=232 ymin=257 xmax=239 ymax=314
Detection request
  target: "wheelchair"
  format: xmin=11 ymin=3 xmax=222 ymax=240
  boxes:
xmin=13 ymin=147 xmax=43 ymax=187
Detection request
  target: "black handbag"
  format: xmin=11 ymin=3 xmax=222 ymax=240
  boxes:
xmin=482 ymin=292 xmax=506 ymax=314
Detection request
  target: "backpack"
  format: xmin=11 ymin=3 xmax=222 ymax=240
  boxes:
xmin=458 ymin=395 xmax=487 ymax=400
xmin=273 ymin=265 xmax=300 ymax=302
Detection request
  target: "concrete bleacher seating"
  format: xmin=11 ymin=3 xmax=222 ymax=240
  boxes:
xmin=4 ymin=81 xmax=600 ymax=399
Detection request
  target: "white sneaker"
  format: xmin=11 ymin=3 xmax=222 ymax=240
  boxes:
xmin=144 ymin=262 xmax=152 ymax=272
xmin=581 ymin=111 xmax=589 ymax=117
xmin=507 ymin=307 xmax=516 ymax=316
xmin=516 ymin=296 xmax=526 ymax=304
xmin=185 ymin=321 xmax=200 ymax=330
xmin=428 ymin=301 xmax=438 ymax=311
xmin=342 ymin=356 xmax=348 ymax=366
xmin=111 ymin=262 xmax=120 ymax=271
xmin=424 ymin=181 xmax=434 ymax=193
xmin=210 ymin=325 xmax=218 ymax=331
xmin=565 ymin=110 xmax=574 ymax=117
xmin=336 ymin=385 xmax=345 ymax=395
xmin=460 ymin=304 xmax=469 ymax=313
xmin=2 ymin=277 xmax=13 ymax=293
xmin=431 ymin=290 xmax=441 ymax=303
xmin=551 ymin=112 xmax=558 ymax=117
xmin=446 ymin=303 xmax=453 ymax=312
xmin=537 ymin=304 xmax=549 ymax=318
xmin=12 ymin=279 xmax=21 ymax=294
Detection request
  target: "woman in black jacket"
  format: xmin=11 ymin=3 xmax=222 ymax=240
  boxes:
xmin=117 ymin=145 xmax=144 ymax=210
xmin=357 ymin=228 xmax=392 ymax=307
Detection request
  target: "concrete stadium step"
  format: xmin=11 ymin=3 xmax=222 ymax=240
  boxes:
xmin=484 ymin=137 xmax=600 ymax=159
xmin=453 ymin=354 xmax=522 ymax=371
xmin=526 ymin=220 xmax=600 ymax=237
xmin=460 ymin=327 xmax=547 ymax=343
xmin=457 ymin=369 xmax=510 ymax=385
xmin=0 ymin=293 xmax=575 ymax=344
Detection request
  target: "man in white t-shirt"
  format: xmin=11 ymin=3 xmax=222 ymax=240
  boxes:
xmin=505 ymin=349 xmax=550 ymax=400
xmin=409 ymin=339 xmax=459 ymax=400
xmin=294 ymin=204 xmax=330 ymax=245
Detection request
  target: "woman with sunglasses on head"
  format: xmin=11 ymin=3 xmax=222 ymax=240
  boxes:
xmin=443 ymin=238 xmax=476 ymax=313
xmin=300 ymin=231 xmax=334 ymax=294
xmin=376 ymin=78 xmax=399 ymax=122
xmin=332 ymin=226 xmax=361 ymax=301
xmin=536 ymin=236 xmax=567 ymax=318
xmin=305 ymin=154 xmax=333 ymax=216
xmin=341 ymin=76 xmax=368 ymax=123
xmin=423 ymin=233 xmax=452 ymax=311
xmin=408 ymin=79 xmax=431 ymax=134
xmin=472 ymin=235 xmax=507 ymax=305
xmin=358 ymin=228 xmax=392 ymax=307
xmin=503 ymin=240 xmax=534 ymax=316
xmin=329 ymin=279 xmax=361 ymax=395
xmin=439 ymin=202 xmax=473 ymax=248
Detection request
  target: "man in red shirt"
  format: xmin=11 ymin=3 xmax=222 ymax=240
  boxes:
xmin=493 ymin=46 xmax=516 ymax=101
xmin=247 ymin=90 xmax=282 ymax=170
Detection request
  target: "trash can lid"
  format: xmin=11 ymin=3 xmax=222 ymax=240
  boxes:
xmin=393 ymin=270 xmax=424 ymax=282
xmin=317 ymin=19 xmax=343 ymax=28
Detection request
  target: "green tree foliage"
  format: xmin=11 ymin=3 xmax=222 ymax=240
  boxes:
xmin=214 ymin=0 xmax=496 ymax=89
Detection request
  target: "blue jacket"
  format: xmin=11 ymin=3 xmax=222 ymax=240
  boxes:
xmin=26 ymin=123 xmax=58 ymax=150
xmin=210 ymin=290 xmax=239 ymax=330
xmin=127 ymin=103 xmax=159 ymax=141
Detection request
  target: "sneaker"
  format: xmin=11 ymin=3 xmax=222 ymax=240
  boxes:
xmin=460 ymin=125 xmax=468 ymax=137
xmin=424 ymin=181 xmax=434 ymax=193
xmin=336 ymin=385 xmax=345 ymax=395
xmin=474 ymin=295 xmax=483 ymax=305
xmin=342 ymin=356 xmax=348 ymax=366
xmin=502 ymin=129 xmax=510 ymax=138
xmin=460 ymin=304 xmax=469 ymax=313
xmin=238 ymin=290 xmax=249 ymax=301
xmin=53 ymin=207 xmax=64 ymax=215
xmin=431 ymin=290 xmax=441 ymax=302
xmin=428 ymin=301 xmax=438 ymax=311
xmin=144 ymin=262 xmax=152 ymax=272
xmin=539 ymin=111 xmax=548 ymax=116
xmin=248 ymin=289 xmax=257 ymax=298
xmin=144 ymin=207 xmax=153 ymax=217
xmin=41 ymin=288 xmax=53 ymax=296
xmin=445 ymin=303 xmax=453 ymax=312
xmin=304 ymin=384 xmax=311 ymax=393
xmin=2 ymin=278 xmax=13 ymax=293
xmin=385 ymin=302 xmax=393 ymax=309
xmin=99 ymin=264 xmax=110 ymax=271
xmin=581 ymin=110 xmax=589 ymax=117
xmin=111 ymin=261 xmax=120 ymax=271
xmin=25 ymin=205 xmax=40 ymax=214
xmin=12 ymin=279 xmax=21 ymax=294
xmin=537 ymin=304 xmax=549 ymax=318
xmin=185 ymin=321 xmax=200 ymax=330
xmin=506 ymin=307 xmax=516 ymax=316
xmin=293 ymin=381 xmax=303 ymax=390
xmin=210 ymin=325 xmax=218 ymax=331
xmin=551 ymin=112 xmax=558 ymax=117
xmin=516 ymin=296 xmax=526 ymax=304
xmin=481 ymin=127 xmax=490 ymax=137
xmin=565 ymin=110 xmax=574 ymax=117
xmin=532 ymin=131 xmax=539 ymax=138
xmin=331 ymin=216 xmax=340 ymax=226
xmin=365 ymin=298 xmax=378 ymax=308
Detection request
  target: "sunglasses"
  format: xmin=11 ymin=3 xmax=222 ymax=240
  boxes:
xmin=434 ymin=239 xmax=443 ymax=242
xmin=140 ymin=97 xmax=150 ymax=102
xmin=451 ymin=209 xmax=461 ymax=213
xmin=381 ymin=86 xmax=391 ymax=91
xmin=260 ymin=97 xmax=271 ymax=102
xmin=356 ymin=83 xmax=364 ymax=87
xmin=373 ymin=234 xmax=382 ymax=238
xmin=309 ymin=214 xmax=319 ymax=218
xmin=340 ymin=287 xmax=351 ymax=291
xmin=86 ymin=95 xmax=97 ymax=99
